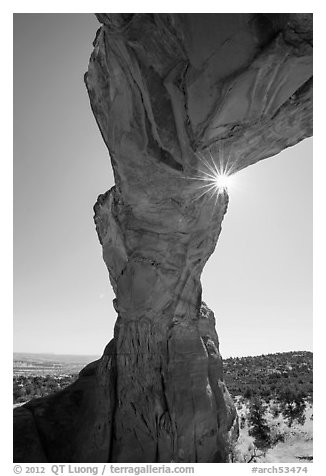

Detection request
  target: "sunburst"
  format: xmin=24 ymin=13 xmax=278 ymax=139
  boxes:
xmin=185 ymin=146 xmax=237 ymax=203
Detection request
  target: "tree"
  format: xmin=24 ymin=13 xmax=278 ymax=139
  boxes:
xmin=244 ymin=387 xmax=252 ymax=399
xmin=279 ymin=389 xmax=306 ymax=427
xmin=248 ymin=397 xmax=271 ymax=453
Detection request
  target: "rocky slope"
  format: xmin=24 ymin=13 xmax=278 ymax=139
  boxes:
xmin=14 ymin=14 xmax=312 ymax=463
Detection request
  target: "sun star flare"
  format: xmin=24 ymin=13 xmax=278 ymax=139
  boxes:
xmin=213 ymin=172 xmax=234 ymax=192
xmin=187 ymin=149 xmax=238 ymax=203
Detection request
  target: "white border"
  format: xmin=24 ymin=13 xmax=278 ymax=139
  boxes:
xmin=4 ymin=4 xmax=321 ymax=475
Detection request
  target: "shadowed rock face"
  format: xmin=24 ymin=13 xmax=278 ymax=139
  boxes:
xmin=14 ymin=13 xmax=312 ymax=463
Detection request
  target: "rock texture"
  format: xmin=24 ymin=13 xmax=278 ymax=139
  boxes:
xmin=14 ymin=13 xmax=312 ymax=463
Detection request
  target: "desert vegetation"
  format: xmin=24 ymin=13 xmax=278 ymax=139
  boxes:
xmin=13 ymin=374 xmax=77 ymax=404
xmin=223 ymin=351 xmax=313 ymax=403
xmin=223 ymin=351 xmax=313 ymax=463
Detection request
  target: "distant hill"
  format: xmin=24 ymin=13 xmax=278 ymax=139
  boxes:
xmin=13 ymin=353 xmax=100 ymax=404
xmin=13 ymin=352 xmax=99 ymax=376
xmin=223 ymin=351 xmax=313 ymax=401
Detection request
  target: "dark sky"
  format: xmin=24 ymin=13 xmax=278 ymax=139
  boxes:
xmin=13 ymin=13 xmax=312 ymax=357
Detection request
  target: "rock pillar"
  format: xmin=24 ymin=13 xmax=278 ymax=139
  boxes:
xmin=92 ymin=184 xmax=236 ymax=462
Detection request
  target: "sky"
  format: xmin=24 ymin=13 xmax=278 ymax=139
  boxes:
xmin=13 ymin=13 xmax=312 ymax=358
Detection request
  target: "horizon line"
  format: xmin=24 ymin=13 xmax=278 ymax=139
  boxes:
xmin=13 ymin=348 xmax=313 ymax=359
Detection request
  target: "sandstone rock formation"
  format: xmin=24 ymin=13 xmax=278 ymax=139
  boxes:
xmin=14 ymin=13 xmax=312 ymax=463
